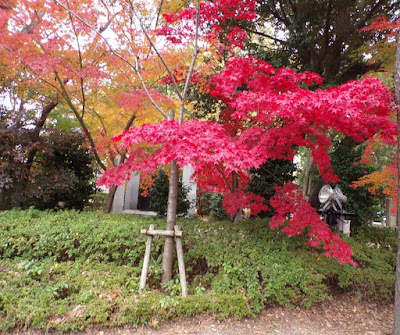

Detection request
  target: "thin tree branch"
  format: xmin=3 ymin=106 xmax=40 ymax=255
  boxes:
xmin=129 ymin=0 xmax=183 ymax=101
xmin=66 ymin=0 xmax=86 ymax=118
xmin=20 ymin=99 xmax=60 ymax=184
xmin=54 ymin=71 xmax=107 ymax=171
xmin=394 ymin=29 xmax=400 ymax=334
xmin=154 ymin=0 xmax=164 ymax=29
xmin=53 ymin=0 xmax=168 ymax=119
xmin=287 ymin=0 xmax=296 ymax=16
xmin=278 ymin=0 xmax=292 ymax=28
xmin=267 ymin=1 xmax=292 ymax=27
xmin=85 ymin=108 xmax=109 ymax=135
xmin=323 ymin=0 xmax=333 ymax=48
xmin=243 ymin=27 xmax=286 ymax=44
xmin=215 ymin=164 xmax=233 ymax=193
xmin=12 ymin=98 xmax=26 ymax=129
xmin=260 ymin=165 xmax=285 ymax=184
xmin=179 ymin=0 xmax=200 ymax=124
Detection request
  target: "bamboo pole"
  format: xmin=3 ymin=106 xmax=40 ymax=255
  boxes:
xmin=140 ymin=228 xmax=182 ymax=237
xmin=175 ymin=225 xmax=188 ymax=298
xmin=139 ymin=224 xmax=154 ymax=292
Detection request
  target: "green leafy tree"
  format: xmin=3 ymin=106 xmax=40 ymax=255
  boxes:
xmin=27 ymin=131 xmax=97 ymax=210
xmin=330 ymin=137 xmax=381 ymax=226
xmin=249 ymin=0 xmax=400 ymax=85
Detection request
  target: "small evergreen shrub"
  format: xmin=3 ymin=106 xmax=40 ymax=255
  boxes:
xmin=196 ymin=193 xmax=229 ymax=220
xmin=147 ymin=169 xmax=192 ymax=216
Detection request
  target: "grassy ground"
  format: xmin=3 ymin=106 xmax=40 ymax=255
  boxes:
xmin=0 ymin=209 xmax=396 ymax=332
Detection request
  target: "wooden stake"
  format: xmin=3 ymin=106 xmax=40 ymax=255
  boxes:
xmin=139 ymin=224 xmax=154 ymax=292
xmin=140 ymin=228 xmax=182 ymax=237
xmin=139 ymin=224 xmax=187 ymax=297
xmin=175 ymin=225 xmax=188 ymax=297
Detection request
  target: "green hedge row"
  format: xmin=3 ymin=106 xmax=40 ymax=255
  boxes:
xmin=0 ymin=209 xmax=396 ymax=331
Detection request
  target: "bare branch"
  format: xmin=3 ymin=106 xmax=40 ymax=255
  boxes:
xmin=54 ymin=71 xmax=107 ymax=171
xmin=129 ymin=0 xmax=183 ymax=101
xmin=179 ymin=0 xmax=200 ymax=124
xmin=65 ymin=0 xmax=86 ymax=118
xmin=154 ymin=0 xmax=164 ymax=29
xmin=129 ymin=51 xmax=169 ymax=119
xmin=243 ymin=27 xmax=286 ymax=44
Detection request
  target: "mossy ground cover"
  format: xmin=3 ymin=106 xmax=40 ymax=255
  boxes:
xmin=0 ymin=209 xmax=396 ymax=332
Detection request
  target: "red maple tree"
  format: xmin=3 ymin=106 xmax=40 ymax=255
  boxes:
xmin=100 ymin=4 xmax=395 ymax=266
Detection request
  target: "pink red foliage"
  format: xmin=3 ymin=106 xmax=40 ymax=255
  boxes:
xmin=156 ymin=0 xmax=256 ymax=48
xmin=98 ymin=119 xmax=256 ymax=189
xmin=270 ymin=183 xmax=357 ymax=266
xmin=223 ymin=190 xmax=268 ymax=217
xmin=209 ymin=57 xmax=395 ymax=182
xmin=360 ymin=15 xmax=400 ymax=36
xmin=99 ymin=59 xmax=394 ymax=264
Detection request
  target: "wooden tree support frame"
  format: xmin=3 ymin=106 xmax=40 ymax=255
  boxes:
xmin=139 ymin=224 xmax=188 ymax=297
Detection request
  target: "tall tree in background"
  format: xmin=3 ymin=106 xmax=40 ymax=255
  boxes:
xmin=353 ymin=15 xmax=400 ymax=334
xmin=251 ymin=0 xmax=400 ymax=85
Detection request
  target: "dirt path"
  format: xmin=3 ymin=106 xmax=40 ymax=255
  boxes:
xmin=102 ymin=295 xmax=393 ymax=335
xmin=8 ymin=295 xmax=393 ymax=335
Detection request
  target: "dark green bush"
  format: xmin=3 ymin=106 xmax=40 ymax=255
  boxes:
xmin=0 ymin=129 xmax=97 ymax=211
xmin=330 ymin=137 xmax=382 ymax=226
xmin=147 ymin=169 xmax=192 ymax=216
xmin=196 ymin=193 xmax=229 ymax=220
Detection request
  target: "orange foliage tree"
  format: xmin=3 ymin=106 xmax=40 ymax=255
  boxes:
xmin=353 ymin=16 xmax=400 ymax=208
xmin=0 ymin=0 xmax=206 ymax=210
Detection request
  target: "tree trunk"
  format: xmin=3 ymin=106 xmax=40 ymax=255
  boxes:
xmin=104 ymin=185 xmax=118 ymax=212
xmin=302 ymin=150 xmax=314 ymax=201
xmin=20 ymin=100 xmax=59 ymax=177
xmin=233 ymin=209 xmax=244 ymax=223
xmin=393 ymin=30 xmax=400 ymax=335
xmin=161 ymin=159 xmax=179 ymax=283
xmin=103 ymin=115 xmax=137 ymax=213
xmin=18 ymin=100 xmax=59 ymax=206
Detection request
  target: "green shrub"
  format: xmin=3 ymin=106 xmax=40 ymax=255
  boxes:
xmin=330 ymin=137 xmax=383 ymax=226
xmin=0 ymin=209 xmax=395 ymax=332
xmin=208 ymin=193 xmax=230 ymax=220
xmin=195 ymin=193 xmax=230 ymax=220
xmin=147 ymin=169 xmax=192 ymax=216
